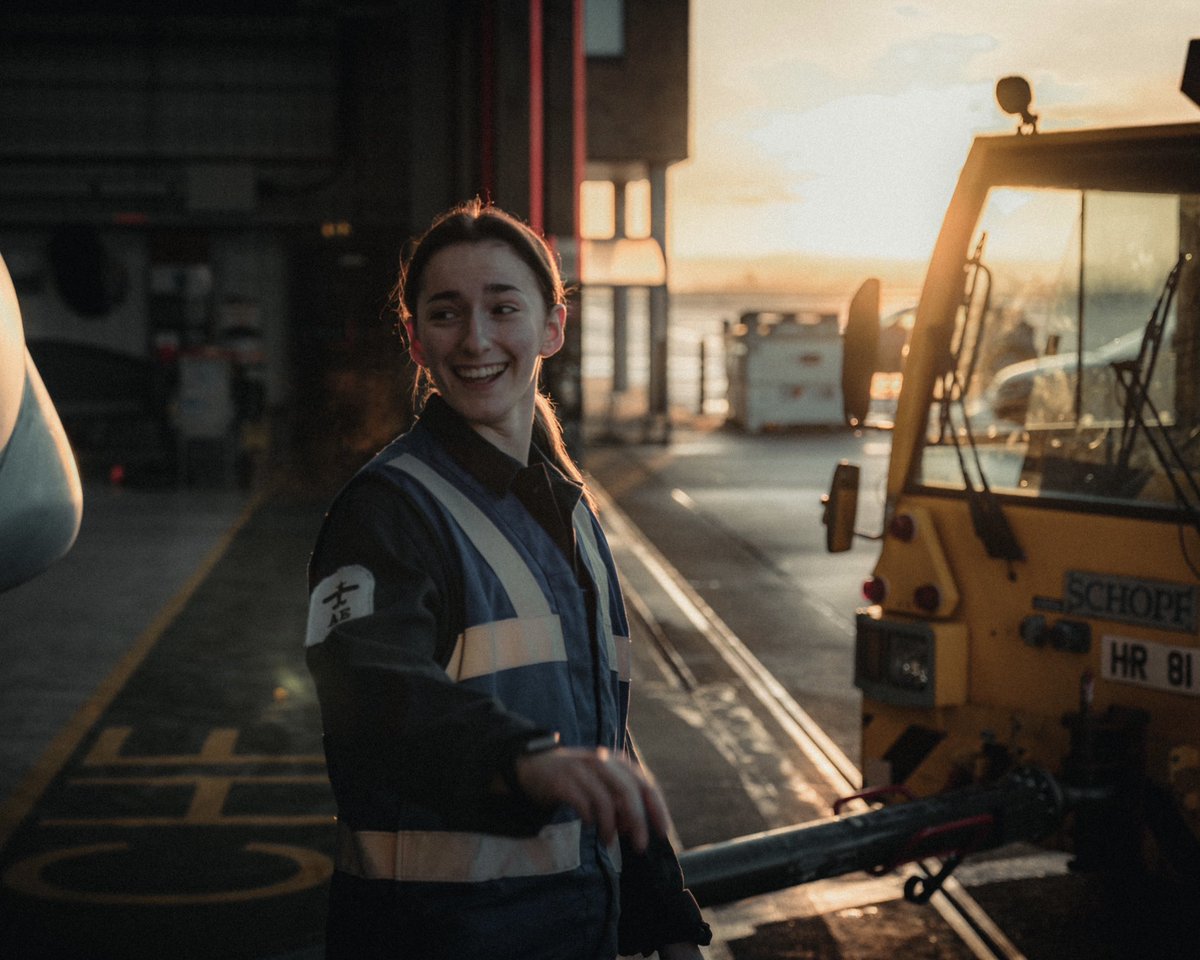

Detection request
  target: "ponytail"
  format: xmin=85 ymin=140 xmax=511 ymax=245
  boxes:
xmin=533 ymin=391 xmax=594 ymax=510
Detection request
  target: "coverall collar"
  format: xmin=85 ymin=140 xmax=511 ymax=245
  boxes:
xmin=418 ymin=393 xmax=583 ymax=507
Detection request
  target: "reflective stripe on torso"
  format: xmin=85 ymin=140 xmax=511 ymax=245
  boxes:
xmin=328 ymin=450 xmax=621 ymax=885
xmin=336 ymin=819 xmax=582 ymax=882
xmin=389 ymin=453 xmax=571 ymax=681
xmin=573 ymin=501 xmax=631 ymax=683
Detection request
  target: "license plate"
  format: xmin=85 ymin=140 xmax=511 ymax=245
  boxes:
xmin=1101 ymin=634 xmax=1200 ymax=696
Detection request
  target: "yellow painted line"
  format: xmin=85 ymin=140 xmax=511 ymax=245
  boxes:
xmin=63 ymin=774 xmax=330 ymax=785
xmin=41 ymin=816 xmax=334 ymax=828
xmin=82 ymin=725 xmax=325 ymax=766
xmin=0 ymin=486 xmax=271 ymax=852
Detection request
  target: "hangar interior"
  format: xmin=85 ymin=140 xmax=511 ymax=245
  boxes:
xmin=1 ymin=0 xmax=689 ymax=488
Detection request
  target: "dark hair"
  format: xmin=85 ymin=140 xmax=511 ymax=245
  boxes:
xmin=395 ymin=199 xmax=586 ymax=493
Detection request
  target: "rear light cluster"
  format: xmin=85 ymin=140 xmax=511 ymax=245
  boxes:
xmin=862 ymin=513 xmax=945 ymax=613
xmin=856 ymin=613 xmax=968 ymax=708
xmin=862 ymin=576 xmax=887 ymax=604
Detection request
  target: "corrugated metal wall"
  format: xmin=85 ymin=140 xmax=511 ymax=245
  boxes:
xmin=0 ymin=18 xmax=337 ymax=164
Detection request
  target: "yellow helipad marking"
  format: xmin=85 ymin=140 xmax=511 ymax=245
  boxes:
xmin=84 ymin=725 xmax=324 ymax=766
xmin=3 ymin=842 xmax=332 ymax=905
xmin=0 ymin=487 xmax=269 ymax=851
xmin=43 ymin=772 xmax=333 ymax=828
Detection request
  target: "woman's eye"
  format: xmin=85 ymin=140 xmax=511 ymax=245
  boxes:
xmin=492 ymin=303 xmax=518 ymax=316
xmin=427 ymin=309 xmax=458 ymax=324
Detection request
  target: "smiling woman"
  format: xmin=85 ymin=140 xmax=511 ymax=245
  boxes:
xmin=304 ymin=201 xmax=711 ymax=959
xmin=396 ymin=202 xmax=576 ymax=474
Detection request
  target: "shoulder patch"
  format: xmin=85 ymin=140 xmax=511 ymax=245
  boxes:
xmin=306 ymin=565 xmax=376 ymax=647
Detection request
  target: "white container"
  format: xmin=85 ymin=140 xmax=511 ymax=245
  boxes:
xmin=724 ymin=311 xmax=843 ymax=432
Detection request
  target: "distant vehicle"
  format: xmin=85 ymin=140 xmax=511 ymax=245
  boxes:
xmin=968 ymin=324 xmax=1162 ymax=428
xmin=723 ymin=303 xmax=918 ymax=433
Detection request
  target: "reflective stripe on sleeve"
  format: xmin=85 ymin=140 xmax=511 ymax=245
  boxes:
xmin=335 ymin=819 xmax=582 ymax=882
xmin=446 ymin=614 xmax=567 ymax=681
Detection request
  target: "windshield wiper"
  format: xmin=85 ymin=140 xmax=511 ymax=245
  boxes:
xmin=1115 ymin=251 xmax=1188 ymax=473
xmin=1112 ymin=251 xmax=1200 ymax=534
xmin=937 ymin=239 xmax=1025 ymax=566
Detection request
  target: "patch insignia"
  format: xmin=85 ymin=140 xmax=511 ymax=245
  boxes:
xmin=306 ymin=565 xmax=375 ymax=647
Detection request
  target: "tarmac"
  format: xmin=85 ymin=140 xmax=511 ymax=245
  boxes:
xmin=0 ymin=409 xmax=922 ymax=959
xmin=5 ymin=414 xmax=1185 ymax=959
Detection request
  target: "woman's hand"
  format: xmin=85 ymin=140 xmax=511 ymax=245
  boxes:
xmin=514 ymin=746 xmax=672 ymax=853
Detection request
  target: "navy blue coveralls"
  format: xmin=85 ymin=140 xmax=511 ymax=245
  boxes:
xmin=306 ymin=395 xmax=709 ymax=959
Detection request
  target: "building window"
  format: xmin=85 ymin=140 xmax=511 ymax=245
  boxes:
xmin=585 ymin=0 xmax=625 ymax=57
xmin=624 ymin=179 xmax=651 ymax=238
xmin=581 ymin=178 xmax=651 ymax=239
xmin=581 ymin=180 xmax=616 ymax=238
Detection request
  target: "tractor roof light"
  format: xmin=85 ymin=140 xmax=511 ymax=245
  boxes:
xmin=996 ymin=75 xmax=1038 ymax=134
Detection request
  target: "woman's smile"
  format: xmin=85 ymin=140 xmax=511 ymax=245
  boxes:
xmin=454 ymin=361 xmax=510 ymax=383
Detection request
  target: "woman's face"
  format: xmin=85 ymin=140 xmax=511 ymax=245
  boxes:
xmin=410 ymin=240 xmax=565 ymax=458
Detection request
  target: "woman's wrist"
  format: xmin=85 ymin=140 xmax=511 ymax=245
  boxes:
xmin=498 ymin=731 xmax=560 ymax=800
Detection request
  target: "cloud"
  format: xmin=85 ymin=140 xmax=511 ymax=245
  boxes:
xmin=676 ymin=81 xmax=998 ymax=260
xmin=870 ymin=33 xmax=999 ymax=89
xmin=672 ymin=0 xmax=1200 ymax=265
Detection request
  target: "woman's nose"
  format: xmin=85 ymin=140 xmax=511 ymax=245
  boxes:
xmin=461 ymin=307 xmax=492 ymax=352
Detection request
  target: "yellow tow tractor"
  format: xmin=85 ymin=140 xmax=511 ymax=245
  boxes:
xmin=823 ymin=54 xmax=1200 ymax=879
xmin=677 ymin=48 xmax=1200 ymax=929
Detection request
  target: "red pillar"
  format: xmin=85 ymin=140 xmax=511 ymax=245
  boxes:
xmin=528 ymin=0 xmax=544 ymax=232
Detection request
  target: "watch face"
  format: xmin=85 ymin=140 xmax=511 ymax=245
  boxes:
xmin=524 ymin=733 xmax=561 ymax=754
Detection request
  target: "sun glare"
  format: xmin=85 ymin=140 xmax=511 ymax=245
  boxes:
xmin=669 ymin=0 xmax=1200 ymax=276
xmin=727 ymin=84 xmax=991 ymax=261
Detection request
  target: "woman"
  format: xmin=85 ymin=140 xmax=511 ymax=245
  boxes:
xmin=306 ymin=200 xmax=710 ymax=959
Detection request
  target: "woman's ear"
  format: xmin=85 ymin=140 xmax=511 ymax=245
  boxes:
xmin=539 ymin=303 xmax=567 ymax=359
xmin=405 ymin=321 xmax=427 ymax=367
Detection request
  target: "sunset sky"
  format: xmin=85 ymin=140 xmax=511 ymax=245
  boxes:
xmin=666 ymin=1 xmax=1200 ymax=287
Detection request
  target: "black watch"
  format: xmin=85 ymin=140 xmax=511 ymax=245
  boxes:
xmin=521 ymin=732 xmax=561 ymax=755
